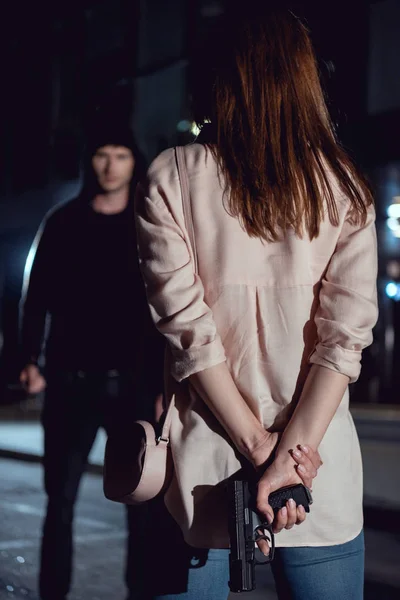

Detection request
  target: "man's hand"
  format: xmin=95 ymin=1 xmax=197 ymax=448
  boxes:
xmin=19 ymin=364 xmax=46 ymax=395
xmin=154 ymin=393 xmax=164 ymax=424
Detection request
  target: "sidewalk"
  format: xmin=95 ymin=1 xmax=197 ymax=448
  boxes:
xmin=0 ymin=417 xmax=106 ymax=474
xmin=0 ymin=397 xmax=105 ymax=473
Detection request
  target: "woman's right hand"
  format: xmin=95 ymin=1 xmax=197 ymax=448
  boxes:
xmin=251 ymin=443 xmax=322 ymax=555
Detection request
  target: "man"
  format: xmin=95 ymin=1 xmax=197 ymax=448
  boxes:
xmin=19 ymin=126 xmax=163 ymax=600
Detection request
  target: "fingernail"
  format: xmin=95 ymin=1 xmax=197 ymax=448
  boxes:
xmin=288 ymin=498 xmax=296 ymax=508
xmin=300 ymin=445 xmax=309 ymax=454
xmin=297 ymin=464 xmax=306 ymax=473
xmin=298 ymin=505 xmax=305 ymax=513
xmin=281 ymin=507 xmax=287 ymax=516
xmin=292 ymin=449 xmax=301 ymax=459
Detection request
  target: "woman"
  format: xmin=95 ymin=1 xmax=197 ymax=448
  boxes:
xmin=135 ymin=8 xmax=377 ymax=600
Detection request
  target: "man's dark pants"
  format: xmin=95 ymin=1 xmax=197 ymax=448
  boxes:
xmin=39 ymin=370 xmax=154 ymax=600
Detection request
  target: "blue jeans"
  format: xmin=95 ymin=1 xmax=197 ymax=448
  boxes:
xmin=152 ymin=521 xmax=364 ymax=600
xmin=270 ymin=531 xmax=365 ymax=600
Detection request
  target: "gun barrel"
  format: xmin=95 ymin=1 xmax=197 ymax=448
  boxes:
xmin=228 ymin=480 xmax=256 ymax=593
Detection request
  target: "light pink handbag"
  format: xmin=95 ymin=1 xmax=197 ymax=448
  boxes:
xmin=103 ymin=146 xmax=194 ymax=504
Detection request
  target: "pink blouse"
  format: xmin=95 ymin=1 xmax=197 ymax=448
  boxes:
xmin=135 ymin=143 xmax=378 ymax=549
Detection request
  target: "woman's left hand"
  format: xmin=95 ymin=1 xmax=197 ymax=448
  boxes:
xmin=290 ymin=444 xmax=323 ymax=491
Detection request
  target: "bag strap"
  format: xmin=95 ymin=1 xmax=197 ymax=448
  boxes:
xmin=158 ymin=146 xmax=196 ymax=444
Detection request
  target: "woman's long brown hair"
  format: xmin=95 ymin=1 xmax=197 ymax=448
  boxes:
xmin=190 ymin=8 xmax=373 ymax=241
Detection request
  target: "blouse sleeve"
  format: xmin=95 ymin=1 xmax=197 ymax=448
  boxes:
xmin=309 ymin=205 xmax=378 ymax=383
xmin=135 ymin=176 xmax=226 ymax=383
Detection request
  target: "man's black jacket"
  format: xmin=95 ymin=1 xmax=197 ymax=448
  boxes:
xmin=20 ymin=196 xmax=164 ymax=385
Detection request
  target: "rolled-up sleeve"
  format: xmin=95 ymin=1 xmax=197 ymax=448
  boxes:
xmin=135 ymin=178 xmax=226 ymax=382
xmin=309 ymin=205 xmax=378 ymax=383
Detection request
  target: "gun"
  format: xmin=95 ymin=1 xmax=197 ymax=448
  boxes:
xmin=228 ymin=480 xmax=313 ymax=593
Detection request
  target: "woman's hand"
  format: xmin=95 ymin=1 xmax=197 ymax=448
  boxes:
xmin=253 ymin=445 xmax=322 ymax=555
xmin=290 ymin=444 xmax=322 ymax=491
xmin=257 ymin=446 xmax=322 ymax=530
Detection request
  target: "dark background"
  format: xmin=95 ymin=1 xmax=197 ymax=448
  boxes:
xmin=1 ymin=0 xmax=400 ymax=404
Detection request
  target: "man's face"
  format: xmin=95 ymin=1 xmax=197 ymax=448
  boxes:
xmin=91 ymin=145 xmax=135 ymax=193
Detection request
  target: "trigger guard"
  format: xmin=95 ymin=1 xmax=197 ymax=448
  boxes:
xmin=253 ymin=522 xmax=275 ymax=564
